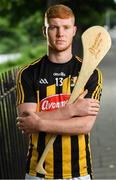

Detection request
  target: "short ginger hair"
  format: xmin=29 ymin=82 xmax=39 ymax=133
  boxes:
xmin=44 ymin=4 xmax=75 ymax=24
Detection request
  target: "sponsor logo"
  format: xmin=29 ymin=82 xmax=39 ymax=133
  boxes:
xmin=40 ymin=94 xmax=70 ymax=111
xmin=53 ymin=72 xmax=66 ymax=77
xmin=39 ymin=78 xmax=48 ymax=84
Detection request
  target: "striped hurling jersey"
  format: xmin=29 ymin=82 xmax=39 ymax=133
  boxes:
xmin=16 ymin=55 xmax=102 ymax=179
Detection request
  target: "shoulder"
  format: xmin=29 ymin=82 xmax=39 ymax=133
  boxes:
xmin=17 ymin=55 xmax=46 ymax=82
xmin=75 ymin=56 xmax=83 ymax=63
xmin=73 ymin=56 xmax=82 ymax=70
xmin=93 ymin=68 xmax=102 ymax=81
xmin=87 ymin=67 xmax=103 ymax=87
xmin=19 ymin=56 xmax=44 ymax=74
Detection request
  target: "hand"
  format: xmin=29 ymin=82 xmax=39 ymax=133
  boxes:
xmin=70 ymin=89 xmax=100 ymax=117
xmin=16 ymin=111 xmax=41 ymax=134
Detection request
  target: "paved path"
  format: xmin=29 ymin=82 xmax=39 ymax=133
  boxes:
xmin=91 ymin=37 xmax=116 ymax=179
xmin=0 ymin=53 xmax=21 ymax=64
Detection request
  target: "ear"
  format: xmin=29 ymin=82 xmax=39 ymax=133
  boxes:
xmin=73 ymin=26 xmax=77 ymax=36
xmin=42 ymin=26 xmax=47 ymax=37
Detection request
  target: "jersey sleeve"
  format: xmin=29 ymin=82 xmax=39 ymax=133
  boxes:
xmin=16 ymin=67 xmax=37 ymax=105
xmin=85 ymin=68 xmax=103 ymax=100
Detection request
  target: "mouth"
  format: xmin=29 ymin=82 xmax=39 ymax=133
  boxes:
xmin=56 ymin=40 xmax=66 ymax=44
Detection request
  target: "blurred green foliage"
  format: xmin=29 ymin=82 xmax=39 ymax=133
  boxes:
xmin=0 ymin=0 xmax=116 ymax=73
xmin=0 ymin=42 xmax=47 ymax=74
xmin=0 ymin=10 xmax=43 ymax=54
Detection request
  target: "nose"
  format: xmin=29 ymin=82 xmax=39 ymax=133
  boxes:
xmin=57 ymin=27 xmax=64 ymax=37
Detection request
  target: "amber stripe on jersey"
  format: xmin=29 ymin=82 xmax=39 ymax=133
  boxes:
xmin=47 ymin=84 xmax=56 ymax=97
xmin=76 ymin=56 xmax=83 ymax=62
xmin=36 ymin=90 xmax=40 ymax=111
xmin=62 ymin=76 xmax=71 ymax=95
xmin=92 ymin=69 xmax=102 ymax=100
xmin=16 ymin=66 xmax=27 ymax=104
xmin=78 ymin=134 xmax=88 ymax=176
xmin=93 ymin=69 xmax=100 ymax=100
xmin=95 ymin=69 xmax=102 ymax=100
xmin=45 ymin=84 xmax=56 ymax=178
xmin=28 ymin=134 xmax=39 ymax=176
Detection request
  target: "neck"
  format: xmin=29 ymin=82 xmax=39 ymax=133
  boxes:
xmin=47 ymin=47 xmax=73 ymax=64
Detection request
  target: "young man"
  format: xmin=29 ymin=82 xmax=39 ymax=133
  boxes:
xmin=16 ymin=4 xmax=102 ymax=180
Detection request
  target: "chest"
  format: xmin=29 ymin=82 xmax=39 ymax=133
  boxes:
xmin=34 ymin=60 xmax=80 ymax=111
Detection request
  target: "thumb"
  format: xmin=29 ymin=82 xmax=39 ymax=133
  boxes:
xmin=79 ymin=89 xmax=88 ymax=99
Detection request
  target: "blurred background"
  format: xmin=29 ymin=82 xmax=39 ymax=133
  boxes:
xmin=0 ymin=0 xmax=116 ymax=179
xmin=0 ymin=0 xmax=116 ymax=72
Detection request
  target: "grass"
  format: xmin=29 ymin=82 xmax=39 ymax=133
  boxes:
xmin=0 ymin=41 xmax=47 ymax=74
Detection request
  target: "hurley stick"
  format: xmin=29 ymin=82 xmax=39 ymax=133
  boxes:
xmin=35 ymin=26 xmax=111 ymax=174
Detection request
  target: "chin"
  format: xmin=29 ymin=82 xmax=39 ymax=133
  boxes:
xmin=54 ymin=45 xmax=71 ymax=52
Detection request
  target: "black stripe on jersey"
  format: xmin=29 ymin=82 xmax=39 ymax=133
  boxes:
xmin=85 ymin=135 xmax=92 ymax=175
xmin=56 ymin=85 xmax=62 ymax=95
xmin=39 ymin=85 xmax=47 ymax=101
xmin=37 ymin=132 xmax=46 ymax=177
xmin=53 ymin=135 xmax=62 ymax=178
xmin=26 ymin=136 xmax=32 ymax=173
xmin=71 ymin=136 xmax=80 ymax=177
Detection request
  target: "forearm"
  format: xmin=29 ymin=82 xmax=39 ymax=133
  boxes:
xmin=37 ymin=104 xmax=74 ymax=120
xmin=18 ymin=102 xmax=74 ymax=120
xmin=39 ymin=115 xmax=96 ymax=135
xmin=18 ymin=94 xmax=100 ymax=122
xmin=17 ymin=98 xmax=99 ymax=134
xmin=37 ymin=95 xmax=100 ymax=120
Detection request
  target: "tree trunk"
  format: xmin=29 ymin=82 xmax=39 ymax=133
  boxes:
xmin=46 ymin=0 xmax=61 ymax=8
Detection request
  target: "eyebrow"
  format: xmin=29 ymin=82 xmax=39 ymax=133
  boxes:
xmin=48 ymin=24 xmax=72 ymax=27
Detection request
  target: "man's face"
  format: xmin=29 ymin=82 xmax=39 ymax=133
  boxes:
xmin=44 ymin=18 xmax=77 ymax=52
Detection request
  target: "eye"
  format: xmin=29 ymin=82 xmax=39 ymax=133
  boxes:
xmin=64 ymin=25 xmax=70 ymax=30
xmin=48 ymin=25 xmax=57 ymax=30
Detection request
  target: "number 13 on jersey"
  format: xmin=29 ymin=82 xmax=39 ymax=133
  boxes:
xmin=55 ymin=77 xmax=63 ymax=86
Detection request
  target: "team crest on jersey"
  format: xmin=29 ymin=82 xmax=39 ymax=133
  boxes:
xmin=40 ymin=94 xmax=70 ymax=111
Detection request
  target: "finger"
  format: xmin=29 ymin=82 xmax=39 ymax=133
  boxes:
xmin=16 ymin=121 xmax=20 ymax=126
xmin=92 ymin=98 xmax=100 ymax=103
xmin=16 ymin=121 xmax=25 ymax=130
xmin=91 ymin=103 xmax=100 ymax=108
xmin=89 ymin=112 xmax=98 ymax=116
xmin=16 ymin=117 xmax=20 ymax=121
xmin=16 ymin=122 xmax=21 ymax=129
xmin=16 ymin=116 xmax=25 ymax=123
xmin=91 ymin=111 xmax=99 ymax=115
xmin=90 ymin=107 xmax=100 ymax=112
xmin=16 ymin=122 xmax=21 ymax=130
xmin=79 ymin=89 xmax=88 ymax=99
xmin=16 ymin=117 xmax=23 ymax=121
xmin=22 ymin=130 xmax=25 ymax=134
xmin=89 ymin=99 xmax=100 ymax=104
